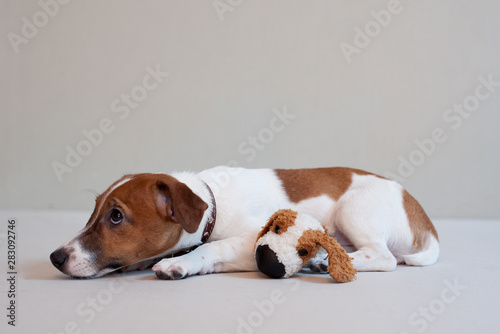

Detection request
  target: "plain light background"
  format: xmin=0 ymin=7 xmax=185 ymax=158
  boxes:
xmin=1 ymin=0 xmax=499 ymax=217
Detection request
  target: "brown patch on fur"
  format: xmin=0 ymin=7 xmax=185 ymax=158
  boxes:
xmin=402 ymin=189 xmax=439 ymax=250
xmin=297 ymin=229 xmax=357 ymax=283
xmin=257 ymin=209 xmax=297 ymax=241
xmin=80 ymin=173 xmax=206 ymax=272
xmin=275 ymin=167 xmax=386 ymax=203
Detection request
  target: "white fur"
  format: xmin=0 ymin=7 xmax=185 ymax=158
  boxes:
xmin=62 ymin=241 xmax=99 ymax=277
xmin=404 ymin=234 xmax=440 ymax=266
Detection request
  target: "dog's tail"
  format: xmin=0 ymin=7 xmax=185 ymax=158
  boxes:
xmin=402 ymin=190 xmax=439 ymax=266
xmin=403 ymin=234 xmax=439 ymax=266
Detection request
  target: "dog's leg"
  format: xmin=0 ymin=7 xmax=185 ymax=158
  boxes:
xmin=304 ymin=248 xmax=329 ymax=273
xmin=327 ymin=178 xmax=407 ymax=272
xmin=335 ymin=228 xmax=398 ymax=272
xmin=304 ymin=242 xmax=397 ymax=273
xmin=305 ymin=246 xmax=397 ymax=272
xmin=348 ymin=244 xmax=397 ymax=272
xmin=152 ymin=234 xmax=258 ymax=280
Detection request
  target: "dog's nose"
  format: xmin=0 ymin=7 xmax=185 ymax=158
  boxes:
xmin=50 ymin=249 xmax=68 ymax=270
xmin=255 ymin=245 xmax=286 ymax=278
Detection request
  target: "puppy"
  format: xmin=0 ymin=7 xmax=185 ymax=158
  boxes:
xmin=50 ymin=166 xmax=439 ymax=279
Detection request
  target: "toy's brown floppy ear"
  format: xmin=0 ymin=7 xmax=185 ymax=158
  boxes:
xmin=257 ymin=209 xmax=297 ymax=241
xmin=299 ymin=230 xmax=357 ymax=283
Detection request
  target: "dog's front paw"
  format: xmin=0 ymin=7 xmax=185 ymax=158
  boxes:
xmin=154 ymin=265 xmax=185 ymax=280
xmin=305 ymin=249 xmax=329 ymax=273
xmin=306 ymin=261 xmax=329 ymax=273
xmin=152 ymin=258 xmax=191 ymax=280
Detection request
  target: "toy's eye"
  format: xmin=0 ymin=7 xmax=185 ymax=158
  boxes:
xmin=274 ymin=225 xmax=281 ymax=234
xmin=298 ymin=248 xmax=308 ymax=256
xmin=110 ymin=209 xmax=123 ymax=224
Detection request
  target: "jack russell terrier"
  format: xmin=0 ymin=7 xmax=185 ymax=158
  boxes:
xmin=50 ymin=166 xmax=439 ymax=279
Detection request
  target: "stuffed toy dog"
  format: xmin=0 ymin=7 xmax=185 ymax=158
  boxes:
xmin=255 ymin=209 xmax=357 ymax=283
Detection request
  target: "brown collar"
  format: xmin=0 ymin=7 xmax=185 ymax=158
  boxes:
xmin=201 ymin=182 xmax=216 ymax=243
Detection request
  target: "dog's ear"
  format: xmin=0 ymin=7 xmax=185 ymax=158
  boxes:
xmin=257 ymin=209 xmax=297 ymax=241
xmin=298 ymin=230 xmax=357 ymax=283
xmin=154 ymin=178 xmax=208 ymax=234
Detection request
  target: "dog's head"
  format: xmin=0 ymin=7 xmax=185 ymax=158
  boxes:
xmin=255 ymin=209 xmax=357 ymax=282
xmin=50 ymin=173 xmax=208 ymax=278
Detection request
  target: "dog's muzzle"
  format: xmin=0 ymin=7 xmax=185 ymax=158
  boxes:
xmin=255 ymin=244 xmax=286 ymax=278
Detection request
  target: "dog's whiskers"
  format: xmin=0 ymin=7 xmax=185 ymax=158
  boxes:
xmin=82 ymin=189 xmax=100 ymax=200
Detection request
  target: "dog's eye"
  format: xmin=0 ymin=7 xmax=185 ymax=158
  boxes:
xmin=274 ymin=225 xmax=281 ymax=234
xmin=110 ymin=209 xmax=123 ymax=224
xmin=298 ymin=248 xmax=308 ymax=256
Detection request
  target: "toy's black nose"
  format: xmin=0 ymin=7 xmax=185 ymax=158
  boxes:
xmin=50 ymin=249 xmax=68 ymax=270
xmin=255 ymin=245 xmax=286 ymax=278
